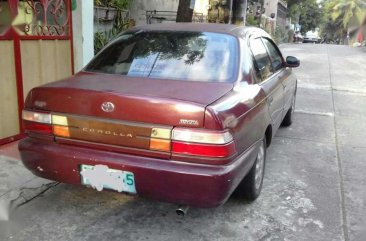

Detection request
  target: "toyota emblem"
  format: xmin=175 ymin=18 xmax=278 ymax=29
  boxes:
xmin=101 ymin=102 xmax=115 ymax=112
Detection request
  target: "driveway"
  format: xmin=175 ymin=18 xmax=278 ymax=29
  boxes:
xmin=0 ymin=44 xmax=365 ymax=241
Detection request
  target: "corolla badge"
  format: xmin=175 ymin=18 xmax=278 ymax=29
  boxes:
xmin=101 ymin=102 xmax=115 ymax=112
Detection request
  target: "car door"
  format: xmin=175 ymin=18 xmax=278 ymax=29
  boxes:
xmin=261 ymin=38 xmax=294 ymax=117
xmin=249 ymin=37 xmax=284 ymax=131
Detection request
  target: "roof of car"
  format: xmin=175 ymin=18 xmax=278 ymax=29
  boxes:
xmin=129 ymin=23 xmax=271 ymax=40
xmin=133 ymin=23 xmax=239 ymax=32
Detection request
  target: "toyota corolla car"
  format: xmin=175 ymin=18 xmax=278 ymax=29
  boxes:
xmin=19 ymin=23 xmax=300 ymax=209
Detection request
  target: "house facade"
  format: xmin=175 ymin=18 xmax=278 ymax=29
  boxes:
xmin=263 ymin=0 xmax=288 ymax=30
xmin=129 ymin=0 xmax=210 ymax=25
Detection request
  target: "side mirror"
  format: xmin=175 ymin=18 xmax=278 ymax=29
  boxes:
xmin=286 ymin=56 xmax=300 ymax=68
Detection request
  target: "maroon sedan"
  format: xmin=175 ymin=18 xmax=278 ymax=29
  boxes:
xmin=19 ymin=23 xmax=299 ymax=210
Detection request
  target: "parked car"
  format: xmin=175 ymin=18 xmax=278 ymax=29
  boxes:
xmin=293 ymin=31 xmax=303 ymax=43
xmin=19 ymin=23 xmax=300 ymax=211
xmin=303 ymin=31 xmax=321 ymax=43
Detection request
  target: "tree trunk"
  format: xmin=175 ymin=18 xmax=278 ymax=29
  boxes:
xmin=176 ymin=0 xmax=193 ymax=22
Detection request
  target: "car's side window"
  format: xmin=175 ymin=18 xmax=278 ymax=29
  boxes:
xmin=261 ymin=38 xmax=284 ymax=72
xmin=249 ymin=38 xmax=274 ymax=82
xmin=240 ymin=38 xmax=260 ymax=84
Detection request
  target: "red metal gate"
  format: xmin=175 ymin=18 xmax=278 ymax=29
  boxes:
xmin=0 ymin=0 xmax=74 ymax=145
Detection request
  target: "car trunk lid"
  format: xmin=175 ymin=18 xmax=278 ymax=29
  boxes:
xmin=24 ymin=72 xmax=234 ymax=153
xmin=25 ymin=72 xmax=234 ymax=127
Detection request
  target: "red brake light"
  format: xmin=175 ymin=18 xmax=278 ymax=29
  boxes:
xmin=23 ymin=121 xmax=52 ymax=135
xmin=171 ymin=128 xmax=236 ymax=158
xmin=172 ymin=141 xmax=236 ymax=158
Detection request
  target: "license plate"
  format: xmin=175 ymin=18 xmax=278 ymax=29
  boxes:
xmin=80 ymin=164 xmax=136 ymax=194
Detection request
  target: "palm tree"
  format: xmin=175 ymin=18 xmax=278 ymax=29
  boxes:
xmin=327 ymin=0 xmax=366 ymax=28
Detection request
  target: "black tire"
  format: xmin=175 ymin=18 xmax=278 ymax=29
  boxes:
xmin=281 ymin=95 xmax=296 ymax=127
xmin=234 ymin=138 xmax=266 ymax=201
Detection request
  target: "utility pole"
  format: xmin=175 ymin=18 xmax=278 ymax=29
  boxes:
xmin=229 ymin=0 xmax=234 ymax=24
xmin=257 ymin=0 xmax=264 ymax=28
xmin=243 ymin=0 xmax=248 ymax=26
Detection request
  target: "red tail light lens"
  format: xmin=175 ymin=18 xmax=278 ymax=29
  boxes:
xmin=172 ymin=128 xmax=236 ymax=158
xmin=23 ymin=121 xmax=52 ymax=135
xmin=22 ymin=110 xmax=52 ymax=135
xmin=172 ymin=141 xmax=236 ymax=158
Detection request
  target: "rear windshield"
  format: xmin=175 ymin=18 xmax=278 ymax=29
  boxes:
xmin=85 ymin=31 xmax=238 ymax=82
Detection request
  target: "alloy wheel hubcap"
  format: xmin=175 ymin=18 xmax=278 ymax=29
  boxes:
xmin=254 ymin=142 xmax=265 ymax=190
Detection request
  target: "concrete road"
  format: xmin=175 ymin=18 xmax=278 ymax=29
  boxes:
xmin=1 ymin=44 xmax=365 ymax=241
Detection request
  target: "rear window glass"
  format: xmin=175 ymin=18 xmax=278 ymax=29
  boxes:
xmin=85 ymin=31 xmax=238 ymax=82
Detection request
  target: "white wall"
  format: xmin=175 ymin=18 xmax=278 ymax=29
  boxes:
xmin=72 ymin=0 xmax=94 ymax=73
xmin=194 ymin=0 xmax=209 ymax=17
xmin=129 ymin=0 xmax=180 ymax=26
xmin=129 ymin=0 xmax=210 ymax=26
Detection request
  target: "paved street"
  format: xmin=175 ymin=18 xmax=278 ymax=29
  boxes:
xmin=1 ymin=44 xmax=365 ymax=241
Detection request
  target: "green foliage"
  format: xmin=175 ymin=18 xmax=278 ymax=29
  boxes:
xmin=320 ymin=0 xmax=366 ymax=41
xmin=325 ymin=0 xmax=366 ymax=28
xmin=246 ymin=15 xmax=258 ymax=27
xmin=287 ymin=0 xmax=302 ymax=19
xmin=287 ymin=0 xmax=323 ymax=34
xmin=94 ymin=32 xmax=109 ymax=54
xmin=273 ymin=27 xmax=288 ymax=44
xmin=272 ymin=26 xmax=294 ymax=44
xmin=320 ymin=0 xmax=343 ymax=40
xmin=94 ymin=9 xmax=131 ymax=54
xmin=94 ymin=0 xmax=132 ymax=10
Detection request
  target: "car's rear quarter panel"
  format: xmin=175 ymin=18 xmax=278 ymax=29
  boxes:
xmin=205 ymin=83 xmax=270 ymax=167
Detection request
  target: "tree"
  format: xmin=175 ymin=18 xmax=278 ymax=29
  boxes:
xmin=320 ymin=0 xmax=345 ymax=41
xmin=299 ymin=1 xmax=323 ymax=33
xmin=176 ymin=0 xmax=194 ymax=22
xmin=320 ymin=0 xmax=366 ymax=41
xmin=287 ymin=0 xmax=302 ymax=21
xmin=287 ymin=0 xmax=323 ymax=34
xmin=326 ymin=0 xmax=366 ymax=28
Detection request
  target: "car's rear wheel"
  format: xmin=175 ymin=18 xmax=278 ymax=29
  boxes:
xmin=281 ymin=95 xmax=296 ymax=127
xmin=234 ymin=138 xmax=266 ymax=201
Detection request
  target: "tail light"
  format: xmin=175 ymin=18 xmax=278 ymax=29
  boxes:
xmin=171 ymin=128 xmax=236 ymax=158
xmin=22 ymin=110 xmax=235 ymax=158
xmin=22 ymin=110 xmax=52 ymax=135
xmin=149 ymin=127 xmax=171 ymax=152
xmin=22 ymin=110 xmax=173 ymax=152
xmin=22 ymin=111 xmax=70 ymax=137
xmin=52 ymin=115 xmax=70 ymax=137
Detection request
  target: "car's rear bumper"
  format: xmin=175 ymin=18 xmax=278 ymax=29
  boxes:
xmin=19 ymin=138 xmax=258 ymax=208
xmin=303 ymin=39 xmax=320 ymax=43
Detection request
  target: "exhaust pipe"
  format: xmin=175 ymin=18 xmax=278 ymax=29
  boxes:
xmin=176 ymin=205 xmax=189 ymax=216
